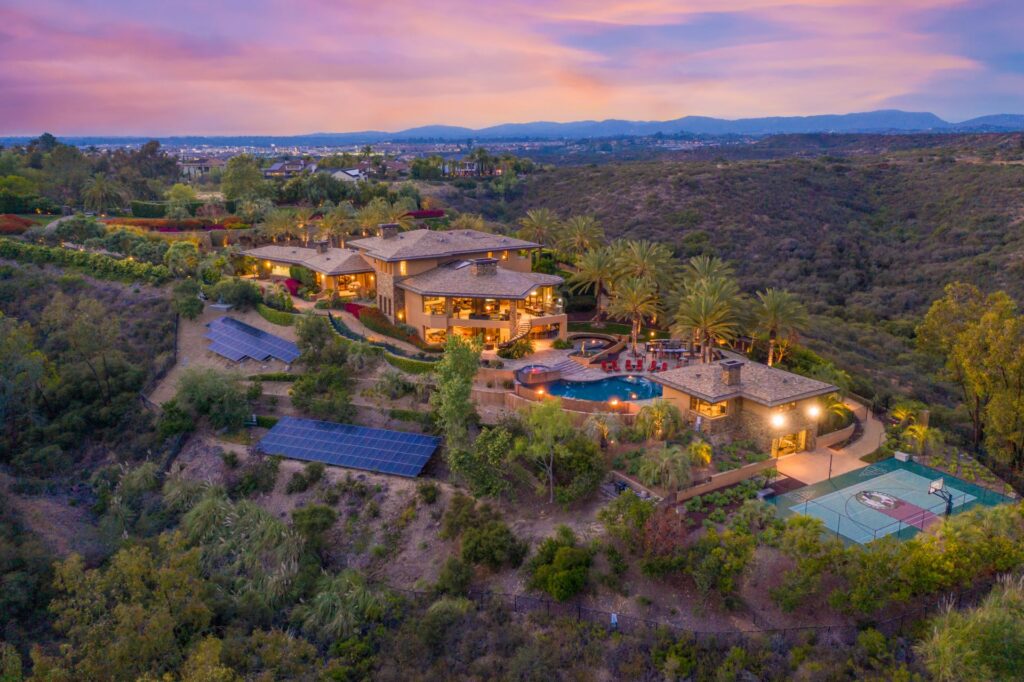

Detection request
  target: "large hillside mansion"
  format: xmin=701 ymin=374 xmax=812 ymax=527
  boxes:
xmin=245 ymin=226 xmax=567 ymax=346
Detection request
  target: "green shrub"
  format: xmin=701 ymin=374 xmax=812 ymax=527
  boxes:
xmin=383 ymin=353 xmax=435 ymax=375
xmin=434 ymin=557 xmax=472 ymax=596
xmin=257 ymin=302 xmax=297 ymax=326
xmin=440 ymin=493 xmax=498 ymax=540
xmin=460 ymin=520 xmax=528 ymax=570
xmin=0 ymin=237 xmax=170 ymax=284
xmin=497 ymin=337 xmax=534 ymax=360
xmin=551 ymin=337 xmax=573 ymax=350
xmin=209 ymin=278 xmax=262 ymax=309
xmin=255 ymin=415 xmax=279 ymax=428
xmin=357 ymin=306 xmax=442 ymax=353
xmin=232 ymin=455 xmax=281 ymax=497
xmin=286 ymin=462 xmax=324 ymax=494
xmin=248 ymin=372 xmax=298 ymax=382
xmin=389 ymin=409 xmax=434 ymax=427
xmin=157 ymin=399 xmax=195 ymax=438
xmin=527 ymin=525 xmax=591 ymax=601
xmin=417 ymin=481 xmax=440 ymax=504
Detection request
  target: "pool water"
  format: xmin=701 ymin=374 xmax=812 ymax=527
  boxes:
xmin=544 ymin=375 xmax=662 ymax=402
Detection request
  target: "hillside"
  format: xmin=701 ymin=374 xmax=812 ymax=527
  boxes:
xmin=442 ymin=147 xmax=1024 ymax=405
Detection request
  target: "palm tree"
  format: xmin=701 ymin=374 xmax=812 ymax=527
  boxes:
xmin=294 ymin=570 xmax=385 ymax=642
xmin=355 ymin=197 xmax=388 ymax=234
xmin=517 ymin=208 xmax=561 ymax=246
xmin=672 ymin=277 xmax=742 ymax=363
xmin=636 ymin=400 xmax=685 ymax=441
xmin=687 ymin=438 xmax=712 ymax=467
xmin=567 ymin=247 xmax=616 ymax=321
xmin=293 ymin=207 xmax=314 ymax=245
xmin=891 ymin=402 xmax=919 ymax=427
xmin=82 ymin=173 xmax=129 ymax=213
xmin=905 ymin=423 xmax=941 ymax=455
xmin=583 ymin=413 xmax=622 ymax=449
xmin=606 ymin=277 xmax=659 ymax=355
xmin=612 ymin=239 xmax=675 ymax=287
xmin=682 ymin=255 xmax=734 ymax=292
xmin=638 ymin=445 xmax=692 ymax=492
xmin=263 ymin=209 xmax=295 ymax=243
xmin=756 ymin=288 xmax=809 ymax=366
xmin=557 ymin=215 xmax=604 ymax=258
xmin=319 ymin=202 xmax=357 ymax=246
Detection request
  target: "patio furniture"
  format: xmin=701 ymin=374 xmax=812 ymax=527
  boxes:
xmin=648 ymin=360 xmax=657 ymax=372
xmin=610 ymin=360 xmax=620 ymax=372
xmin=601 ymin=361 xmax=609 ymax=372
xmin=625 ymin=359 xmax=634 ymax=371
xmin=661 ymin=362 xmax=668 ymax=372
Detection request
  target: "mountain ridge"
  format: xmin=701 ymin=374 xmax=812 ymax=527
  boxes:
xmin=3 ymin=110 xmax=1024 ymax=146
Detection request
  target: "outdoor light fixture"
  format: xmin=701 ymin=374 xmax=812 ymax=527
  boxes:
xmin=770 ymin=413 xmax=786 ymax=429
xmin=807 ymin=405 xmax=821 ymax=419
xmin=536 ymin=388 xmax=545 ymax=397
xmin=609 ymin=398 xmax=620 ymax=407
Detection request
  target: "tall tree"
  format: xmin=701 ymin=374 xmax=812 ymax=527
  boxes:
xmin=672 ymin=277 xmax=743 ymax=363
xmin=516 ymin=208 xmax=560 ymax=246
xmin=612 ymin=239 xmax=675 ymax=288
xmin=637 ymin=445 xmax=692 ymax=492
xmin=429 ymin=335 xmax=481 ymax=454
xmin=566 ymin=247 xmax=616 ymax=320
xmin=557 ymin=215 xmax=604 ymax=258
xmin=82 ymin=173 xmax=129 ymax=213
xmin=607 ymin=277 xmax=658 ymax=355
xmin=221 ymin=155 xmax=269 ymax=201
xmin=917 ymin=283 xmax=1015 ymax=449
xmin=755 ymin=288 xmax=809 ymax=366
xmin=518 ymin=398 xmax=575 ymax=503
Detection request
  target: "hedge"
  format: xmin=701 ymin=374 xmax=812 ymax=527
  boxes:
xmin=248 ymin=372 xmax=299 ymax=382
xmin=255 ymin=415 xmax=280 ymax=428
xmin=0 ymin=238 xmax=170 ymax=284
xmin=130 ymin=200 xmax=205 ymax=218
xmin=389 ymin=408 xmax=434 ymax=426
xmin=105 ymin=216 xmax=249 ymax=232
xmin=383 ymin=353 xmax=435 ymax=375
xmin=256 ymin=303 xmax=298 ymax=326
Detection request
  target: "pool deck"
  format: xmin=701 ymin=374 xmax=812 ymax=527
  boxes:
xmin=486 ymin=346 xmax=680 ymax=382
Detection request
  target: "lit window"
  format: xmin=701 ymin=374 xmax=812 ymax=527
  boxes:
xmin=689 ymin=396 xmax=728 ymax=418
xmin=399 ymin=260 xmax=407 ymax=276
xmin=501 ymin=250 xmax=509 ymax=260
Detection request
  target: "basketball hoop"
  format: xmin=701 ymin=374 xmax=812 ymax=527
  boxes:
xmin=928 ymin=477 xmax=954 ymax=517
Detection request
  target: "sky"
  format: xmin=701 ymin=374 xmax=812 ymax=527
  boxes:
xmin=1 ymin=0 xmax=1022 ymax=135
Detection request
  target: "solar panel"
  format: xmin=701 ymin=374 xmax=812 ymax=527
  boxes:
xmin=256 ymin=416 xmax=439 ymax=478
xmin=205 ymin=316 xmax=300 ymax=363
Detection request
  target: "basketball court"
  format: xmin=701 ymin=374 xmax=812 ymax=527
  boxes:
xmin=771 ymin=458 xmax=1011 ymax=545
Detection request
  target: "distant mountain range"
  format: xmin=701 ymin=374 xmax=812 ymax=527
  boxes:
xmin=3 ymin=110 xmax=1024 ymax=147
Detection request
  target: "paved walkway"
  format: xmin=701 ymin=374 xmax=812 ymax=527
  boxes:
xmin=776 ymin=400 xmax=886 ymax=485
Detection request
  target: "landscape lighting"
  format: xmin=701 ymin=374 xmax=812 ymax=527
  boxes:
xmin=770 ymin=413 xmax=786 ymax=429
xmin=807 ymin=405 xmax=821 ymax=419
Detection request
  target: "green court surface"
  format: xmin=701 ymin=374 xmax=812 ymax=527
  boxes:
xmin=771 ymin=458 xmax=1012 ymax=545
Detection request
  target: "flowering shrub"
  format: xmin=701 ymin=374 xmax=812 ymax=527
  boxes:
xmin=357 ymin=306 xmax=442 ymax=353
xmin=103 ymin=216 xmax=250 ymax=232
xmin=0 ymin=214 xmax=34 ymax=234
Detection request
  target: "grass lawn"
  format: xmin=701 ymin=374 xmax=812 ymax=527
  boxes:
xmin=568 ymin=320 xmax=670 ymax=339
xmin=16 ymin=214 xmax=61 ymax=226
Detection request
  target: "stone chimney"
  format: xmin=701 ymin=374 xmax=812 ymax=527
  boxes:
xmin=471 ymin=257 xmax=498 ymax=276
xmin=720 ymin=359 xmax=744 ymax=386
xmin=378 ymin=223 xmax=400 ymax=240
xmin=314 ymin=240 xmax=329 ymax=254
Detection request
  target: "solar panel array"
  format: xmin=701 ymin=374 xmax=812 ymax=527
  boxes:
xmin=256 ymin=416 xmax=440 ymax=477
xmin=205 ymin=316 xmax=300 ymax=363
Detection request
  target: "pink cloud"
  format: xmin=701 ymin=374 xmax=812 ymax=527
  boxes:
xmin=0 ymin=0 xmax=1009 ymax=135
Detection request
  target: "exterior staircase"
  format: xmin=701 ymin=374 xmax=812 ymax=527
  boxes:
xmin=551 ymin=359 xmax=585 ymax=378
xmin=500 ymin=319 xmax=533 ymax=348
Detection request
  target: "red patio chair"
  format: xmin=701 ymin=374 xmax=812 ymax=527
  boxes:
xmin=600 ymin=361 xmax=609 ymax=372
xmin=625 ymin=359 xmax=634 ymax=372
xmin=648 ymin=360 xmax=657 ymax=372
xmin=610 ymin=360 xmax=620 ymax=372
xmin=661 ymin=362 xmax=668 ymax=372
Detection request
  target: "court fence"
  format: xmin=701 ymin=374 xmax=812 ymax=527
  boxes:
xmin=386 ymin=571 xmax=1013 ymax=649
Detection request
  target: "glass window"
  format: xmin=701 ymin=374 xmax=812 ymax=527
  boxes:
xmin=689 ymin=396 xmax=728 ymax=418
xmin=399 ymin=260 xmax=407 ymax=276
xmin=422 ymin=296 xmax=446 ymax=315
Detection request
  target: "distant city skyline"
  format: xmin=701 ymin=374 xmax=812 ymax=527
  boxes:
xmin=1 ymin=0 xmax=1022 ymax=136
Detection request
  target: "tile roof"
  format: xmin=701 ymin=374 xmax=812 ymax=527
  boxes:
xmin=397 ymin=262 xmax=562 ymax=298
xmin=348 ymin=228 xmax=538 ymax=262
xmin=243 ymin=245 xmax=372 ymax=276
xmin=651 ymin=360 xmax=837 ymax=407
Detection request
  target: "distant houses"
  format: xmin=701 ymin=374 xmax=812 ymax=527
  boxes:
xmin=264 ymin=159 xmax=319 ymax=179
xmin=178 ymin=157 xmax=226 ymax=180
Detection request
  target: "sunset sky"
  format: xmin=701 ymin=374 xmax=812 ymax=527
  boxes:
xmin=1 ymin=0 xmax=1022 ymax=135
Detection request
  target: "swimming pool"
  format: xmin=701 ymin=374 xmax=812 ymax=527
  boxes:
xmin=543 ymin=375 xmax=662 ymax=402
